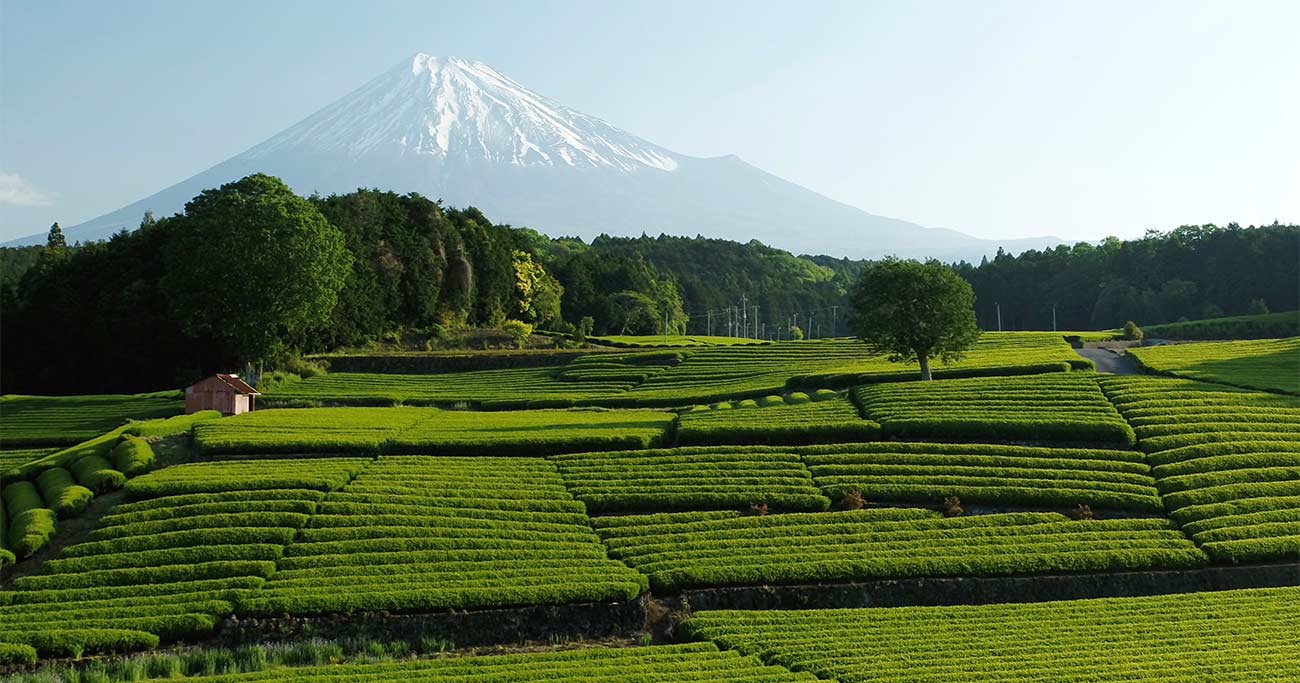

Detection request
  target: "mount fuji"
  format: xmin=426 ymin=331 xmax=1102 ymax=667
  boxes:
xmin=11 ymin=54 xmax=1061 ymax=259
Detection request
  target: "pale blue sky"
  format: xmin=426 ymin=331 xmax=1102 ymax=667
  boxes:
xmin=2 ymin=0 xmax=1298 ymax=242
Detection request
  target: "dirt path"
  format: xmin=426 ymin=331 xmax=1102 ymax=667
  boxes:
xmin=1075 ymin=348 xmax=1142 ymax=375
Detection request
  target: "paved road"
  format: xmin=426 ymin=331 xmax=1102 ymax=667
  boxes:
xmin=1074 ymin=348 xmax=1142 ymax=375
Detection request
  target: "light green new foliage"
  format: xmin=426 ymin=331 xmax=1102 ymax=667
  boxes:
xmin=677 ymin=396 xmax=879 ymax=446
xmin=856 ymin=373 xmax=1135 ymax=444
xmin=596 ymin=509 xmax=1204 ymax=591
xmin=129 ymin=643 xmax=818 ymax=683
xmin=194 ymin=406 xmax=675 ymax=456
xmin=1099 ymin=375 xmax=1300 ymax=563
xmin=0 ymin=459 xmax=357 ymax=659
xmin=1128 ymin=337 xmax=1300 ymax=394
xmin=0 ymin=392 xmax=182 ymax=448
xmin=803 ymin=441 xmax=1162 ymax=512
xmin=685 ymin=587 xmax=1300 ymax=683
xmin=239 ymin=456 xmax=648 ymax=616
xmin=552 ymin=448 xmax=831 ymax=513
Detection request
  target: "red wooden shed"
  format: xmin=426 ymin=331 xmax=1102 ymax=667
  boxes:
xmin=185 ymin=374 xmax=259 ymax=415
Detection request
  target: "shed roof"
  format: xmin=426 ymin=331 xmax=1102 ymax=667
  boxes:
xmin=190 ymin=373 xmax=260 ymax=395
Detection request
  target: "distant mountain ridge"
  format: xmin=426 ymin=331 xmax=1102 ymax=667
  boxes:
xmin=8 ymin=54 xmax=1062 ymax=260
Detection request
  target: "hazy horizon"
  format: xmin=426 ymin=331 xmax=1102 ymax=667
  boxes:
xmin=2 ymin=0 xmax=1297 ymax=244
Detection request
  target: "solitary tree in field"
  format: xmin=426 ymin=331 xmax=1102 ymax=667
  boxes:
xmin=163 ymin=174 xmax=353 ymax=365
xmin=847 ymin=258 xmax=980 ymax=381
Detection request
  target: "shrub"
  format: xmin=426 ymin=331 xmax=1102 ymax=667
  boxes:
xmin=785 ymin=392 xmax=812 ymax=405
xmin=0 ymin=642 xmax=37 ymax=665
xmin=111 ymin=435 xmax=156 ymax=475
xmin=36 ymin=468 xmax=95 ymax=517
xmin=503 ymin=320 xmax=534 ymax=349
xmin=70 ymin=455 xmax=127 ymax=493
xmin=810 ymin=389 xmax=839 ymax=402
xmin=1122 ymin=321 xmax=1143 ymax=341
xmin=8 ymin=508 xmax=57 ymax=557
xmin=942 ymin=496 xmax=964 ymax=517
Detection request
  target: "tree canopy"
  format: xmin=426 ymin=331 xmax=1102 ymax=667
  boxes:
xmin=162 ymin=174 xmax=353 ymax=364
xmin=847 ymin=258 xmax=980 ymax=380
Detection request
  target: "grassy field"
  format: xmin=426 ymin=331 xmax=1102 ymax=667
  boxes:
xmin=685 ymin=587 xmax=1300 ymax=683
xmin=1128 ymin=337 xmax=1300 ymax=394
xmin=589 ymin=335 xmax=771 ymax=347
xmin=0 ymin=392 xmax=182 ymax=448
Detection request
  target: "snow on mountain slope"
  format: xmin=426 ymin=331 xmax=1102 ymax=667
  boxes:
xmin=245 ymin=54 xmax=678 ymax=172
xmin=9 ymin=54 xmax=1062 ymax=259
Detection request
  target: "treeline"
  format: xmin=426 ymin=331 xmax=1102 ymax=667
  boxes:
xmin=2 ymin=170 xmax=1295 ymax=394
xmin=953 ymin=224 xmax=1299 ymax=330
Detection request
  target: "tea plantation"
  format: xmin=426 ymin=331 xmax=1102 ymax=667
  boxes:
xmin=1 ymin=332 xmax=1296 ymax=681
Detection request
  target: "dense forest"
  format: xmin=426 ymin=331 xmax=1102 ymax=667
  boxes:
xmin=1 ymin=172 xmax=1295 ymax=394
xmin=954 ymin=223 xmax=1299 ymax=330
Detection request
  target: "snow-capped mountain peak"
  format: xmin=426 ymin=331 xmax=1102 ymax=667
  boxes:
xmin=243 ymin=53 xmax=679 ymax=172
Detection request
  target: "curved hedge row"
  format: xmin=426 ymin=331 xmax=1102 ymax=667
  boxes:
xmin=240 ymin=456 xmax=647 ymax=617
xmin=0 ymin=460 xmax=357 ymax=659
xmin=677 ymin=396 xmax=879 ymax=446
xmin=855 ymin=373 xmax=1136 ymax=445
xmin=1099 ymin=375 xmax=1300 ymax=562
xmin=685 ymin=587 xmax=1300 ymax=683
xmin=552 ymin=450 xmax=830 ymax=513
xmin=595 ymin=510 xmax=1204 ymax=591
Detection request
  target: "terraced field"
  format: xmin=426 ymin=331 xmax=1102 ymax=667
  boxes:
xmin=0 ymin=393 xmax=182 ymax=448
xmin=594 ymin=510 xmax=1204 ymax=591
xmin=265 ymin=333 xmax=1090 ymax=408
xmin=802 ymin=442 xmax=1162 ymax=511
xmin=552 ymin=448 xmax=830 ymax=512
xmin=677 ymin=394 xmax=878 ymax=445
xmin=856 ymin=373 xmax=1136 ymax=444
xmin=136 ymin=643 xmax=819 ymax=683
xmin=193 ymin=406 xmax=675 ymax=456
xmin=240 ymin=456 xmax=646 ymax=615
xmin=0 ymin=458 xmax=368 ymax=657
xmin=1099 ymin=375 xmax=1300 ymax=562
xmin=1128 ymin=337 xmax=1300 ymax=394
xmin=685 ymin=587 xmax=1300 ymax=682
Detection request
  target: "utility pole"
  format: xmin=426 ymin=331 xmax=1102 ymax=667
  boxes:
xmin=707 ymin=309 xmax=712 ymax=337
xmin=808 ymin=311 xmax=815 ymax=339
xmin=1052 ymin=305 xmax=1057 ymax=332
xmin=996 ymin=302 xmax=1002 ymax=332
xmin=830 ymin=305 xmax=838 ymax=337
xmin=752 ymin=305 xmax=759 ymax=338
xmin=740 ymin=295 xmax=748 ymax=339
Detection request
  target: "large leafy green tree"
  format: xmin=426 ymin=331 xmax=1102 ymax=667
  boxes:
xmin=847 ymin=258 xmax=980 ymax=381
xmin=162 ymin=174 xmax=352 ymax=364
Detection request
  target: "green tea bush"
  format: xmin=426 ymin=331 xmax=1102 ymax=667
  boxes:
xmin=1128 ymin=337 xmax=1300 ymax=394
xmin=684 ymin=587 xmax=1299 ymax=683
xmin=111 ymin=435 xmax=156 ymax=475
xmin=677 ymin=397 xmax=880 ymax=446
xmin=70 ymin=455 xmax=127 ymax=493
xmin=35 ymin=467 xmax=94 ymax=517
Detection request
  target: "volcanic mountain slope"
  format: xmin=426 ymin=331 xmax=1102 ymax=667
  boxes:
xmin=19 ymin=54 xmax=1060 ymax=259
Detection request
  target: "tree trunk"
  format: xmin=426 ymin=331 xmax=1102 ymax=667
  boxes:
xmin=919 ymin=354 xmax=932 ymax=381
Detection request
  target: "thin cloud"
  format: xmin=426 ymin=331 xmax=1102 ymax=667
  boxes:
xmin=0 ymin=173 xmax=57 ymax=207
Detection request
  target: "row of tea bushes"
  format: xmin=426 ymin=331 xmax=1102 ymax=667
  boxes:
xmin=855 ymin=373 xmax=1136 ymax=444
xmin=676 ymin=396 xmax=879 ymax=446
xmin=551 ymin=449 xmax=831 ymax=513
xmin=1 ymin=438 xmax=156 ymax=562
xmin=192 ymin=407 xmax=675 ymax=457
xmin=802 ymin=442 xmax=1162 ymax=512
xmin=261 ymin=366 xmax=634 ymax=409
xmin=593 ymin=510 xmax=1204 ymax=591
xmin=133 ymin=643 xmax=818 ymax=683
xmin=0 ymin=392 xmax=182 ymax=448
xmin=684 ymin=586 xmax=1300 ymax=683
xmin=0 ymin=459 xmax=369 ymax=658
xmin=1099 ymin=375 xmax=1300 ymax=562
xmin=1142 ymin=310 xmax=1300 ymax=340
xmin=239 ymin=456 xmax=647 ymax=616
xmin=1127 ymin=337 xmax=1300 ymax=394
